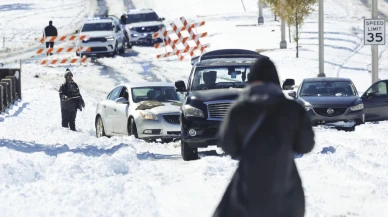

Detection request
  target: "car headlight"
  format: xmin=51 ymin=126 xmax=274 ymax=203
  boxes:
xmin=105 ymin=36 xmax=115 ymax=41
xmin=139 ymin=111 xmax=158 ymax=120
xmin=183 ymin=105 xmax=204 ymax=118
xmin=350 ymin=103 xmax=364 ymax=111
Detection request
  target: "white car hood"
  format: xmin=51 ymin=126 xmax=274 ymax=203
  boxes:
xmin=126 ymin=21 xmax=163 ymax=28
xmin=135 ymin=101 xmax=181 ymax=114
xmin=80 ymin=31 xmax=114 ymax=38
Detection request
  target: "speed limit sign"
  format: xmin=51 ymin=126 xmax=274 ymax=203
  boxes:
xmin=364 ymin=19 xmax=386 ymax=45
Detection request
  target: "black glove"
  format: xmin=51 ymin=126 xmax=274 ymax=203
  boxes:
xmin=81 ymin=98 xmax=85 ymax=108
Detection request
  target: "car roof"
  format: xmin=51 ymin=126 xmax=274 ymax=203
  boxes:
xmin=85 ymin=19 xmax=113 ymax=24
xmin=119 ymin=82 xmax=174 ymax=88
xmin=195 ymin=58 xmax=257 ymax=67
xmin=193 ymin=49 xmax=266 ymax=67
xmin=302 ymin=77 xmax=352 ymax=82
xmin=126 ymin=8 xmax=155 ymax=14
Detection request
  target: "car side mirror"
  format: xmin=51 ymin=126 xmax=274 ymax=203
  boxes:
xmin=287 ymin=91 xmax=296 ymax=98
xmin=366 ymin=91 xmax=378 ymax=97
xmin=75 ymin=30 xmax=79 ymax=34
xmin=175 ymin=80 xmax=186 ymax=92
xmin=160 ymin=17 xmax=165 ymax=21
xmin=116 ymin=27 xmax=121 ymax=32
xmin=282 ymin=78 xmax=295 ymax=90
xmin=115 ymin=97 xmax=129 ymax=104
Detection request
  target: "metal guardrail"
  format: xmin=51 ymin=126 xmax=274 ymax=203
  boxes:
xmin=0 ymin=67 xmax=22 ymax=114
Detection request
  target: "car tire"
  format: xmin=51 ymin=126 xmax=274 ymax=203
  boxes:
xmin=128 ymin=117 xmax=138 ymax=138
xmin=355 ymin=118 xmax=364 ymax=126
xmin=181 ymin=140 xmax=198 ymax=161
xmin=96 ymin=116 xmax=107 ymax=138
xmin=119 ymin=41 xmax=125 ymax=54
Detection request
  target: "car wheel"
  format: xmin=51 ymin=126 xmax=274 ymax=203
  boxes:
xmin=355 ymin=118 xmax=364 ymax=126
xmin=181 ymin=140 xmax=198 ymax=161
xmin=128 ymin=117 xmax=138 ymax=138
xmin=96 ymin=116 xmax=107 ymax=138
xmin=119 ymin=41 xmax=125 ymax=54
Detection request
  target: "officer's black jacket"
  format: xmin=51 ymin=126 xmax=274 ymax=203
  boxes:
xmin=44 ymin=25 xmax=58 ymax=37
xmin=59 ymin=81 xmax=83 ymax=111
xmin=213 ymin=83 xmax=315 ymax=217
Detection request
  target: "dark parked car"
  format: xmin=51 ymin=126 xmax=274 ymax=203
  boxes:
xmin=288 ymin=77 xmax=388 ymax=128
xmin=175 ymin=49 xmax=293 ymax=161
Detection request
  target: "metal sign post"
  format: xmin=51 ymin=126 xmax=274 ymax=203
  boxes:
xmin=318 ymin=0 xmax=325 ymax=77
xmin=258 ymin=0 xmax=264 ymax=24
xmin=364 ymin=0 xmax=384 ymax=83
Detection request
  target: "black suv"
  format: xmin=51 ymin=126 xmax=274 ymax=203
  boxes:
xmin=175 ymin=49 xmax=273 ymax=161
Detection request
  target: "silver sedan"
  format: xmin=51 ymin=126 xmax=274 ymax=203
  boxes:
xmin=95 ymin=82 xmax=182 ymax=142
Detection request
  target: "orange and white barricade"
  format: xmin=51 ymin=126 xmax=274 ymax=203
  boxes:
xmin=153 ymin=17 xmax=210 ymax=61
xmin=37 ymin=57 xmax=91 ymax=65
xmin=35 ymin=34 xmax=91 ymax=66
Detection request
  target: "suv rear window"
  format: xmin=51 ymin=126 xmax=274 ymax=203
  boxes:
xmin=192 ymin=67 xmax=249 ymax=90
xmin=82 ymin=23 xmax=113 ymax=32
xmin=126 ymin=12 xmax=159 ymax=23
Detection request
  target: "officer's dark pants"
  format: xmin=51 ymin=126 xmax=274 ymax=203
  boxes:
xmin=61 ymin=109 xmax=77 ymax=131
xmin=46 ymin=42 xmax=54 ymax=55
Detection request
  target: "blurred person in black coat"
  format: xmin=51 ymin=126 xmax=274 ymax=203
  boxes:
xmin=59 ymin=69 xmax=85 ymax=131
xmin=213 ymin=57 xmax=315 ymax=217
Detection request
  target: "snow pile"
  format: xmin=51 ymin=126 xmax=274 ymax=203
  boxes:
xmin=1 ymin=0 xmax=388 ymax=216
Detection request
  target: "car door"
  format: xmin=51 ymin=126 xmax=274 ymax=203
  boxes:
xmin=105 ymin=86 xmax=123 ymax=134
xmin=362 ymin=80 xmax=388 ymax=122
xmin=113 ymin=86 xmax=130 ymax=134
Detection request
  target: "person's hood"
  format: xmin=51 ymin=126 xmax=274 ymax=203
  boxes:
xmin=238 ymin=82 xmax=285 ymax=106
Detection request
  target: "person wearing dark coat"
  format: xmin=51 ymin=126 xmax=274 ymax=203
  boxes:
xmin=59 ymin=69 xmax=85 ymax=131
xmin=213 ymin=57 xmax=315 ymax=217
xmin=44 ymin=20 xmax=58 ymax=55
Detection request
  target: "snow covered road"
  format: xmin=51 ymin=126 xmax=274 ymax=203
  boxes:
xmin=1 ymin=0 xmax=388 ymax=216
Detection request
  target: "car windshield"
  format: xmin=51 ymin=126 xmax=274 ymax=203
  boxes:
xmin=127 ymin=12 xmax=159 ymax=23
xmin=191 ymin=67 xmax=249 ymax=90
xmin=81 ymin=23 xmax=113 ymax=32
xmin=300 ymin=81 xmax=357 ymax=96
xmin=131 ymin=86 xmax=181 ymax=103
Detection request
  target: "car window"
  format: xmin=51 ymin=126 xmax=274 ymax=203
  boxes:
xmin=300 ymin=81 xmax=357 ymax=96
xmin=81 ymin=23 xmax=113 ymax=32
xmin=119 ymin=87 xmax=129 ymax=101
xmin=131 ymin=86 xmax=180 ymax=103
xmin=192 ymin=67 xmax=249 ymax=90
xmin=126 ymin=12 xmax=159 ymax=23
xmin=108 ymin=87 xmax=122 ymax=100
xmin=367 ymin=81 xmax=387 ymax=95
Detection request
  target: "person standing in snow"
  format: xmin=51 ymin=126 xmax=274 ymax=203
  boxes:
xmin=59 ymin=69 xmax=85 ymax=131
xmin=213 ymin=57 xmax=315 ymax=217
xmin=43 ymin=20 xmax=58 ymax=56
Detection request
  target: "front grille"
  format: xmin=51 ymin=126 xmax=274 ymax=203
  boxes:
xmin=314 ymin=108 xmax=347 ymax=117
xmin=167 ymin=131 xmax=181 ymax=135
xmin=163 ymin=115 xmax=180 ymax=124
xmin=87 ymin=37 xmax=107 ymax=42
xmin=90 ymin=47 xmax=108 ymax=51
xmin=134 ymin=26 xmax=160 ymax=33
xmin=207 ymin=102 xmax=232 ymax=119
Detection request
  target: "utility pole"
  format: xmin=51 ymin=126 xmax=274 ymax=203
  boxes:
xmin=280 ymin=0 xmax=287 ymax=49
xmin=371 ymin=0 xmax=379 ymax=83
xmin=258 ymin=0 xmax=264 ymax=24
xmin=318 ymin=0 xmax=325 ymax=77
